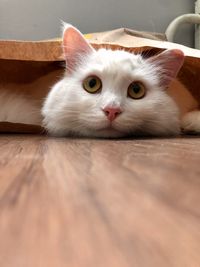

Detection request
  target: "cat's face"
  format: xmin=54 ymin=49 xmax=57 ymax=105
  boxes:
xmin=42 ymin=24 xmax=185 ymax=137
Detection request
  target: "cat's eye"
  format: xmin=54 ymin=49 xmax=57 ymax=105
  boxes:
xmin=127 ymin=81 xmax=146 ymax=99
xmin=83 ymin=76 xmax=102 ymax=94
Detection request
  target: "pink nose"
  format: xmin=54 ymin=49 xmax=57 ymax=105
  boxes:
xmin=103 ymin=107 xmax=122 ymax=122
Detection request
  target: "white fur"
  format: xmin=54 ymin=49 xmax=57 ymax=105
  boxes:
xmin=42 ymin=48 xmax=181 ymax=137
xmin=181 ymin=111 xmax=200 ymax=133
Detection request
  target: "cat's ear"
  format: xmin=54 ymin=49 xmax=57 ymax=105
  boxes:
xmin=62 ymin=23 xmax=95 ymax=73
xmin=147 ymin=49 xmax=184 ymax=87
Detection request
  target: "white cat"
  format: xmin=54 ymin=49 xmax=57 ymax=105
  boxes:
xmin=42 ymin=23 xmax=199 ymax=138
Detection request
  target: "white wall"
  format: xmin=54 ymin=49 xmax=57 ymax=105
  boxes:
xmin=0 ymin=0 xmax=195 ymax=47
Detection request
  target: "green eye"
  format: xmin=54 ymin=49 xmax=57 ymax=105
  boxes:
xmin=83 ymin=76 xmax=102 ymax=93
xmin=128 ymin=82 xmax=146 ymax=99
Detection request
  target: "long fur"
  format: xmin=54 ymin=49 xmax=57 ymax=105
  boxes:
xmin=42 ymin=48 xmax=182 ymax=137
xmin=1 ymin=26 xmax=198 ymax=136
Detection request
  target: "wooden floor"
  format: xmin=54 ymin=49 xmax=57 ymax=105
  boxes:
xmin=0 ymin=135 xmax=200 ymax=267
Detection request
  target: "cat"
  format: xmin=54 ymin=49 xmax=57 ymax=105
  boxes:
xmin=42 ymin=23 xmax=199 ymax=138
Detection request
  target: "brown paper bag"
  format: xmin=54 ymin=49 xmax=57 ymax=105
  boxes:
xmin=0 ymin=28 xmax=200 ymax=133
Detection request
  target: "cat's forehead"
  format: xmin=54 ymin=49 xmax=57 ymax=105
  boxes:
xmin=90 ymin=49 xmax=143 ymax=73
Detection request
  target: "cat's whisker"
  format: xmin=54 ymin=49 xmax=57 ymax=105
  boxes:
xmin=41 ymin=23 xmax=188 ymax=138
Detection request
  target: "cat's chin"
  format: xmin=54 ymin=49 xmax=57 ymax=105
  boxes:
xmin=88 ymin=126 xmax=126 ymax=138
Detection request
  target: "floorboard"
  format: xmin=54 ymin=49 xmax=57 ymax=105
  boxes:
xmin=0 ymin=135 xmax=200 ymax=267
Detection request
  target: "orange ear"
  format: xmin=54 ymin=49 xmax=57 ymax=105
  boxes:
xmin=62 ymin=24 xmax=94 ymax=73
xmin=147 ymin=49 xmax=185 ymax=87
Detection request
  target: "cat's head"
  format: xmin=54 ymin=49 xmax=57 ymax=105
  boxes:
xmin=42 ymin=24 xmax=185 ymax=137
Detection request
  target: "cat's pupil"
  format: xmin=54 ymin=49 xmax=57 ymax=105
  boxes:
xmin=89 ymin=79 xmax=97 ymax=88
xmin=132 ymin=84 xmax=141 ymax=93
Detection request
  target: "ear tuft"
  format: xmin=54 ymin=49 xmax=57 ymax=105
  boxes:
xmin=62 ymin=23 xmax=94 ymax=73
xmin=147 ymin=49 xmax=185 ymax=88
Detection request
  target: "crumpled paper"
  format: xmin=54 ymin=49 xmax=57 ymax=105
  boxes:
xmin=0 ymin=28 xmax=199 ymax=133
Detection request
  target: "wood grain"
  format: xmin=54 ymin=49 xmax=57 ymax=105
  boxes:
xmin=0 ymin=135 xmax=200 ymax=267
